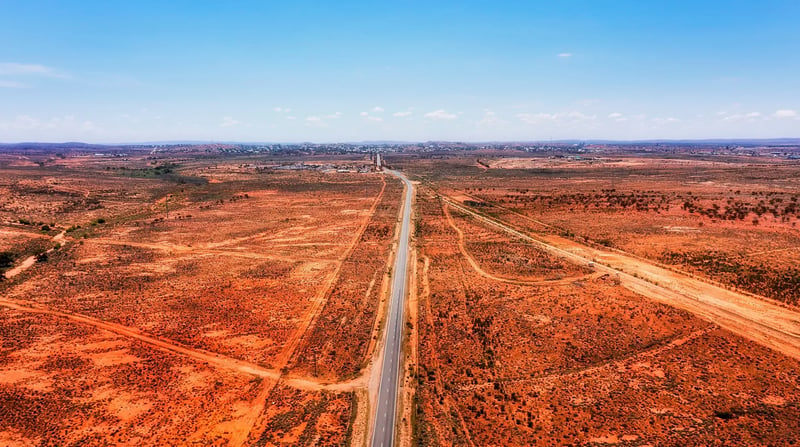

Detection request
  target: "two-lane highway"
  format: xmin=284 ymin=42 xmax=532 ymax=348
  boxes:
xmin=371 ymin=169 xmax=413 ymax=447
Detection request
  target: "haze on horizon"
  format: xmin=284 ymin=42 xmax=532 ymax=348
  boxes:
xmin=1 ymin=0 xmax=799 ymax=144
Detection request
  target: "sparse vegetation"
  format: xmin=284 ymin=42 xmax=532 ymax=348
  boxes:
xmin=404 ymin=154 xmax=800 ymax=446
xmin=2 ymin=149 xmax=800 ymax=445
xmin=0 ymin=151 xmax=387 ymax=445
xmin=661 ymin=250 xmax=800 ymax=305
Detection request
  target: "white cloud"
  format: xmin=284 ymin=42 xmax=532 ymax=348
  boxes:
xmin=651 ymin=117 xmax=680 ymax=124
xmin=0 ymin=114 xmax=100 ymax=134
xmin=722 ymin=111 xmax=762 ymax=122
xmin=220 ymin=116 xmax=241 ymax=127
xmin=773 ymin=109 xmax=798 ymax=119
xmin=0 ymin=63 xmax=63 ymax=77
xmin=557 ymin=53 xmax=573 ymax=58
xmin=565 ymin=111 xmax=595 ymax=120
xmin=517 ymin=111 xmax=596 ymax=124
xmin=372 ymin=106 xmax=384 ymax=112
xmin=517 ymin=113 xmax=551 ymax=123
xmin=478 ymin=110 xmax=504 ymax=126
xmin=360 ymin=111 xmax=383 ymax=121
xmin=608 ymin=112 xmax=623 ymax=119
xmin=576 ymin=99 xmax=600 ymax=107
xmin=516 ymin=113 xmax=537 ymax=124
xmin=424 ymin=109 xmax=457 ymax=120
xmin=0 ymin=63 xmax=65 ymax=89
xmin=305 ymin=115 xmax=329 ymax=127
xmin=0 ymin=115 xmax=39 ymax=130
xmin=325 ymin=112 xmax=342 ymax=119
xmin=393 ymin=111 xmax=412 ymax=117
xmin=0 ymin=80 xmax=28 ymax=88
xmin=286 ymin=116 xmax=297 ymax=120
xmin=273 ymin=107 xmax=283 ymax=112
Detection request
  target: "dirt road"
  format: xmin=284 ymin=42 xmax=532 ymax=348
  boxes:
xmin=442 ymin=204 xmax=597 ymax=286
xmin=0 ymin=298 xmax=283 ymax=380
xmin=3 ymin=230 xmax=65 ymax=279
xmin=444 ymin=197 xmax=800 ymax=361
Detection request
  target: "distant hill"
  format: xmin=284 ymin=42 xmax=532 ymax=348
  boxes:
xmin=582 ymin=138 xmax=800 ymax=146
xmin=0 ymin=142 xmax=113 ymax=150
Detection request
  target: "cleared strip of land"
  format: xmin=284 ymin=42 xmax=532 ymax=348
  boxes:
xmin=443 ymin=196 xmax=800 ymax=361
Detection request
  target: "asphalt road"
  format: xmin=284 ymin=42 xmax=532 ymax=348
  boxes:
xmin=371 ymin=169 xmax=413 ymax=447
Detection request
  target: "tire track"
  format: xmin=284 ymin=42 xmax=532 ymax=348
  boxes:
xmin=442 ymin=196 xmax=800 ymax=361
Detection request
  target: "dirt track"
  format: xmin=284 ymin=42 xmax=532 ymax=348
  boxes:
xmin=3 ymin=230 xmax=65 ymax=279
xmin=444 ymin=197 xmax=800 ymax=361
xmin=0 ymin=297 xmax=369 ymax=392
xmin=0 ymin=298 xmax=283 ymax=379
xmin=232 ymin=177 xmax=388 ymax=447
xmin=443 ymin=204 xmax=598 ymax=287
xmin=0 ymin=180 xmax=391 ymax=447
xmin=94 ymin=239 xmax=336 ymax=264
xmin=458 ymin=326 xmax=718 ymax=392
xmin=281 ymin=176 xmax=387 ymax=369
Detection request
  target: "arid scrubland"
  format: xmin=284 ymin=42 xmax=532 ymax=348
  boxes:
xmin=0 ymin=151 xmax=396 ymax=446
xmin=400 ymin=153 xmax=800 ymax=446
xmin=2 ymin=148 xmax=800 ymax=446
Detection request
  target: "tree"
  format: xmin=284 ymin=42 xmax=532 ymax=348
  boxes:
xmin=0 ymin=251 xmax=13 ymax=278
xmin=0 ymin=252 xmax=13 ymax=269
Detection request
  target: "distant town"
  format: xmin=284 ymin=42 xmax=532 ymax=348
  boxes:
xmin=3 ymin=139 xmax=800 ymax=159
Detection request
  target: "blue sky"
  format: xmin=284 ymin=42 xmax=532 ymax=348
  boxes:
xmin=1 ymin=0 xmax=799 ymax=142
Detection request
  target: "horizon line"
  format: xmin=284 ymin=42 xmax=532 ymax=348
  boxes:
xmin=3 ymin=137 xmax=800 ymax=147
